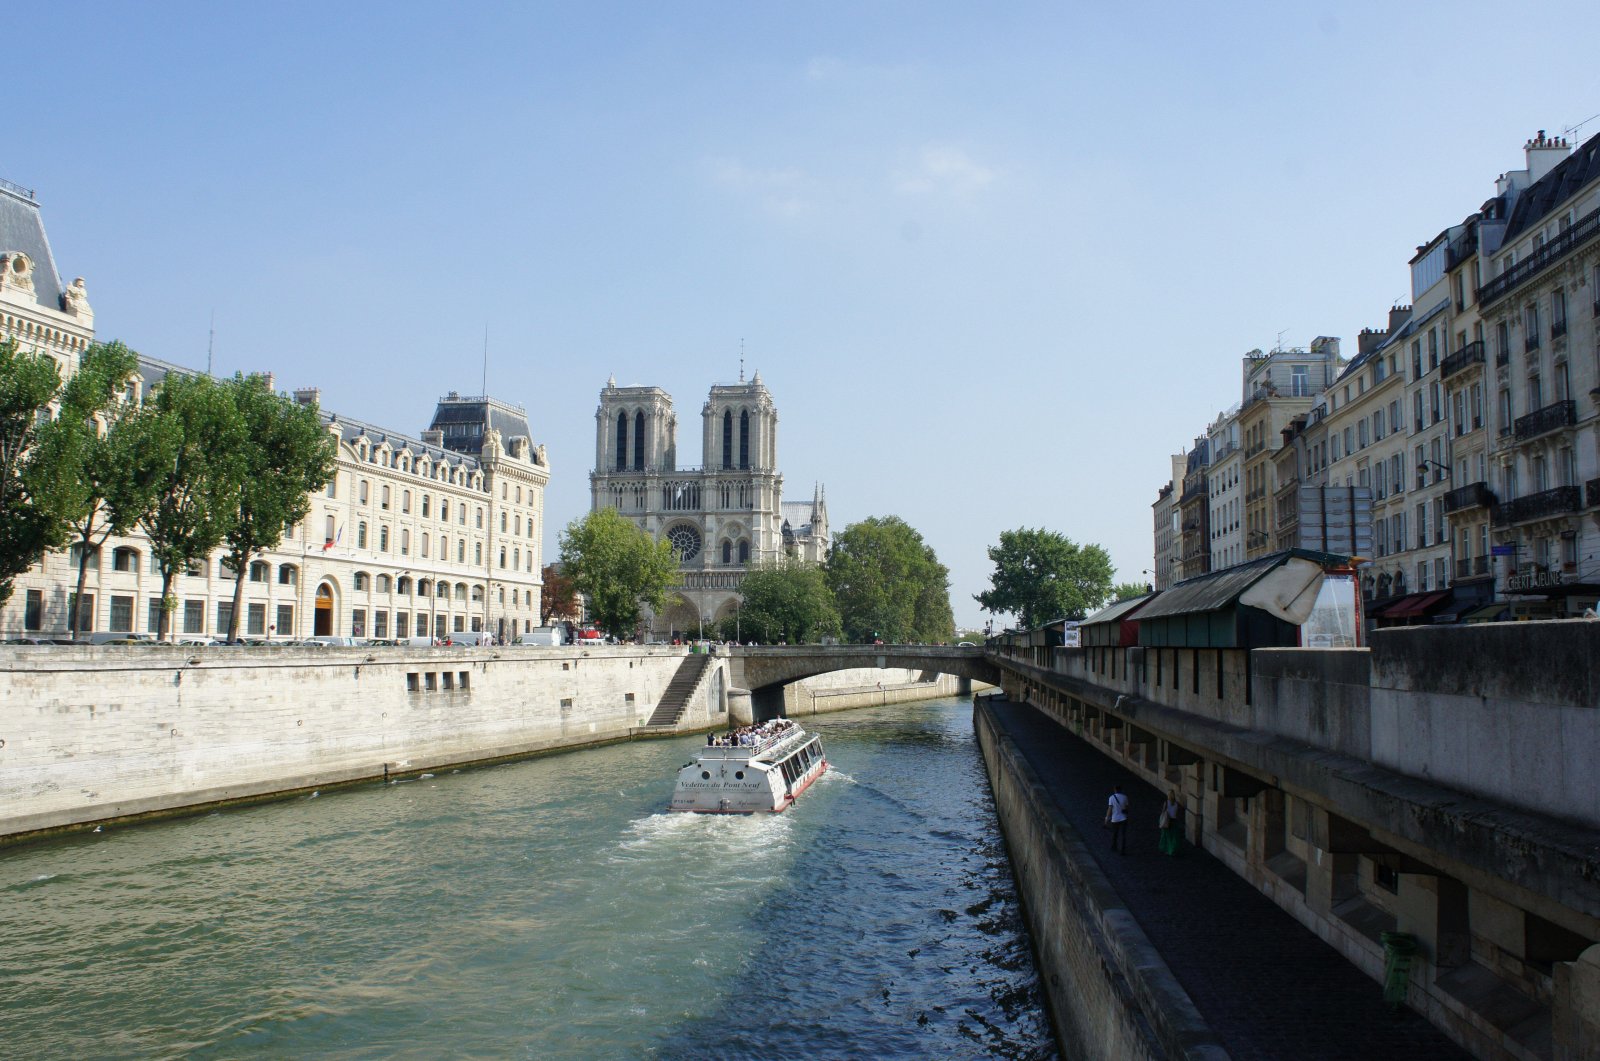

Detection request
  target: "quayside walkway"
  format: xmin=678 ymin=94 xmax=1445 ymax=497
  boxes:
xmin=986 ymin=696 xmax=1469 ymax=1061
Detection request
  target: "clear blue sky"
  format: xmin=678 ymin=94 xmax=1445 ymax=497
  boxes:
xmin=8 ymin=2 xmax=1596 ymax=628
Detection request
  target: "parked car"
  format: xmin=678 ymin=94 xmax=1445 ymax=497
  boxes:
xmin=82 ymin=631 xmax=159 ymax=646
xmin=303 ymin=636 xmax=365 ymax=647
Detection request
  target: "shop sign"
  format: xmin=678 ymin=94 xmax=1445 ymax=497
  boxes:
xmin=1507 ymin=570 xmax=1566 ymax=591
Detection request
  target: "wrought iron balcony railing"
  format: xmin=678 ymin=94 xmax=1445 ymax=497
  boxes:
xmin=1492 ymin=485 xmax=1582 ymax=526
xmin=1476 ymin=207 xmax=1600 ymax=306
xmin=1440 ymin=340 xmax=1485 ymax=380
xmin=1513 ymin=400 xmax=1577 ymax=442
xmin=1443 ymin=481 xmax=1496 ymax=513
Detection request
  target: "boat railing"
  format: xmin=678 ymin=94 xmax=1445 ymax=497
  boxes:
xmin=699 ymin=726 xmax=807 ymax=759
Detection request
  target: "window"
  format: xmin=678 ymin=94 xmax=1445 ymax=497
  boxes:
xmin=354 ymin=571 xmax=370 ymax=591
xmin=279 ymin=564 xmax=297 ymax=586
xmin=501 ymin=511 xmax=508 ymax=532
xmin=1525 ymin=303 xmax=1541 ymax=350
xmin=1413 ymin=392 xmax=1424 ymax=431
xmin=441 ymin=500 xmax=449 ymax=522
xmin=475 ymin=508 xmax=483 ymax=529
xmin=374 ymin=611 xmax=388 ymax=639
xmin=402 ymin=490 xmax=411 ymax=514
xmin=325 ymin=515 xmax=336 ymax=546
xmin=1431 ymin=382 xmax=1442 ymax=423
xmin=1291 ymin=365 xmax=1309 ymax=396
xmin=24 ymin=589 xmax=42 ymax=630
xmin=250 ymin=561 xmax=270 ymax=582
xmin=400 ymin=529 xmax=410 ymax=556
xmin=457 ymin=539 xmax=466 ymax=563
xmin=1416 ymin=502 xmax=1429 ymax=547
xmin=248 ymin=602 xmax=266 ymax=636
xmin=381 ymin=485 xmax=391 ymax=510
xmin=352 ymin=608 xmax=366 ymax=637
xmin=739 ymin=540 xmax=750 ymax=563
xmin=358 ymin=522 xmax=368 ymax=549
xmin=113 ymin=547 xmax=138 ymax=572
xmin=359 ymin=480 xmax=369 ymax=504
xmin=421 ymin=494 xmax=430 ymax=518
xmin=421 ymin=532 xmax=430 ymax=558
xmin=326 ymin=475 xmax=337 ymax=499
xmin=276 ymin=604 xmax=294 ymax=638
xmin=380 ymin=526 xmax=390 ymax=552
xmin=1553 ymin=289 xmax=1568 ymax=337
xmin=475 ymin=542 xmax=482 ymax=564
xmin=1428 ymin=327 xmax=1438 ymax=370
xmin=216 ymin=601 xmax=233 ymax=636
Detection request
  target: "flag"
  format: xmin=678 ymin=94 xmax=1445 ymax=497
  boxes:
xmin=323 ymin=523 xmax=342 ymax=551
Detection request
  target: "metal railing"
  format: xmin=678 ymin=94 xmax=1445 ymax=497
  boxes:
xmin=1476 ymin=207 xmax=1600 ymax=306
xmin=1492 ymin=485 xmax=1582 ymax=526
xmin=1513 ymin=400 xmax=1576 ymax=442
xmin=1442 ymin=481 xmax=1496 ymax=513
xmin=1552 ymin=317 xmax=1568 ymax=340
xmin=0 ymin=176 xmax=37 ymax=202
xmin=1440 ymin=341 xmax=1485 ymax=380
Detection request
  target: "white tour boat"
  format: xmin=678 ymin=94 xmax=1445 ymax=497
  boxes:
xmin=670 ymin=719 xmax=828 ymax=814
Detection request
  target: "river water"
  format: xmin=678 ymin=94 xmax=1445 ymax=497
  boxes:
xmin=2 ymin=697 xmax=1058 ymax=1060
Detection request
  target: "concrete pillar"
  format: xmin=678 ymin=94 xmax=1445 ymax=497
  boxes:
xmin=1554 ymin=944 xmax=1600 ymax=1060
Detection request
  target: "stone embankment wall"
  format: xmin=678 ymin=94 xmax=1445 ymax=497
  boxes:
xmin=0 ymin=644 xmax=717 ymax=843
xmin=1 ymin=646 xmax=974 ymax=844
xmin=973 ymin=697 xmax=1224 ymax=1061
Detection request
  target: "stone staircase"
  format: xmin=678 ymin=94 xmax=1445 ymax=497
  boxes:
xmin=643 ymin=653 xmax=715 ymax=729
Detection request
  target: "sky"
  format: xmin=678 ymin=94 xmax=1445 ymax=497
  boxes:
xmin=7 ymin=2 xmax=1597 ymax=630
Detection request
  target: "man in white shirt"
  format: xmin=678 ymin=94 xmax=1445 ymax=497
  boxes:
xmin=1104 ymin=784 xmax=1130 ymax=855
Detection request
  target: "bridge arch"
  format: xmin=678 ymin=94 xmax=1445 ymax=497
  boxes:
xmin=725 ymin=645 xmax=999 ymax=719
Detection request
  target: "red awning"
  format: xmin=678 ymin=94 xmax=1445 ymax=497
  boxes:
xmin=1382 ymin=590 xmax=1451 ymax=619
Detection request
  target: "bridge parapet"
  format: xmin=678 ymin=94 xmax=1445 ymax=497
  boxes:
xmin=727 ymin=644 xmax=999 ymax=692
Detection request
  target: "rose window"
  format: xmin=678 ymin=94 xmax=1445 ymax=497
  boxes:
xmin=666 ymin=524 xmax=702 ymax=562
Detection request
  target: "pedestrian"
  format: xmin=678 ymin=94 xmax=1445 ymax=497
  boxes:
xmin=1158 ymin=789 xmax=1182 ymax=856
xmin=1105 ymin=784 xmax=1130 ymax=855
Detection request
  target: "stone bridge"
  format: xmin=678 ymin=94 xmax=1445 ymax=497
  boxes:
xmin=725 ymin=644 xmax=999 ymax=705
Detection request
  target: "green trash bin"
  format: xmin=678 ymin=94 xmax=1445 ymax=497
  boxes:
xmin=1381 ymin=931 xmax=1418 ymax=1010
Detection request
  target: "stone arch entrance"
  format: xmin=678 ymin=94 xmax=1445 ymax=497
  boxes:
xmin=314 ymin=582 xmax=335 ymax=636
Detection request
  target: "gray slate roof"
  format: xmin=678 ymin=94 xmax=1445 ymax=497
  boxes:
xmin=0 ymin=183 xmax=65 ymax=310
xmin=1504 ymin=133 xmax=1600 ymax=242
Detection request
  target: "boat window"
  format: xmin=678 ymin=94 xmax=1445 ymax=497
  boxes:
xmin=700 ymin=771 xmax=710 ymax=780
xmin=735 ymin=771 xmax=744 ymax=780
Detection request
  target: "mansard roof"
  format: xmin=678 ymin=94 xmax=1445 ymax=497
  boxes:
xmin=428 ymin=392 xmax=534 ymax=458
xmin=1503 ymin=132 xmax=1600 ymax=243
xmin=0 ymin=180 xmax=65 ymax=310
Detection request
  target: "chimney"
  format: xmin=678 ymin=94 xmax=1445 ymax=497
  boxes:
xmin=1388 ymin=305 xmax=1412 ymax=335
xmin=421 ymin=428 xmax=444 ymax=446
xmin=293 ymin=387 xmax=321 ymax=407
xmin=263 ymin=372 xmax=276 ymax=394
xmin=1357 ymin=328 xmax=1385 ymax=356
xmin=1525 ymin=129 xmax=1571 ymax=185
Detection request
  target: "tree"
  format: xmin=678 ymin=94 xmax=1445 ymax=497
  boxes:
xmin=825 ymin=516 xmax=955 ymax=643
xmin=975 ymin=527 xmax=1114 ymax=629
xmin=557 ymin=507 xmax=679 ymax=639
xmin=36 ymin=342 xmax=165 ymax=637
xmin=1110 ymin=580 xmax=1152 ymax=604
xmin=217 ymin=375 xmax=337 ymax=640
xmin=140 ymin=372 xmax=247 ymax=639
xmin=0 ymin=337 xmax=68 ymax=609
xmin=540 ymin=562 xmax=577 ymax=624
xmin=728 ymin=560 xmax=842 ymax=644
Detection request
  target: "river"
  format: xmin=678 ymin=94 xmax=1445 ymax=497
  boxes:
xmin=2 ymin=696 xmax=1058 ymax=1059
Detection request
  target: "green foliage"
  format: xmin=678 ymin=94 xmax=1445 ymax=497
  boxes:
xmin=1110 ymin=580 xmax=1151 ymax=604
xmin=729 ymin=559 xmax=841 ymax=645
xmin=825 ymin=516 xmax=955 ymax=643
xmin=975 ymin=527 xmax=1114 ymax=628
xmin=558 ymin=507 xmax=679 ymax=639
xmin=36 ymin=342 xmax=158 ymax=636
xmin=218 ymin=375 xmax=337 ymax=639
xmin=140 ymin=372 xmax=248 ymax=637
xmin=0 ymin=338 xmax=68 ymax=609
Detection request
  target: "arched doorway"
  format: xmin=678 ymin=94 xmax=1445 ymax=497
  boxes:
xmin=314 ymin=582 xmax=335 ymax=636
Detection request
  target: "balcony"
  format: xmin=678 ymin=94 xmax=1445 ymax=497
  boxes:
xmin=1552 ymin=317 xmax=1568 ymax=340
xmin=1439 ymin=341 xmax=1485 ymax=380
xmin=1476 ymin=206 xmax=1600 ymax=306
xmin=1525 ymin=333 xmax=1541 ymax=354
xmin=1443 ymin=481 xmax=1496 ymax=513
xmin=1492 ymin=485 xmax=1582 ymax=526
xmin=1495 ymin=345 xmax=1510 ymax=368
xmin=1454 ymin=556 xmax=1491 ymax=580
xmin=1513 ymin=400 xmax=1577 ymax=442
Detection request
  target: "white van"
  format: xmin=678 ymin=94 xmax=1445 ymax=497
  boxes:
xmin=517 ymin=626 xmax=566 ymax=647
xmin=444 ymin=631 xmax=496 ymax=647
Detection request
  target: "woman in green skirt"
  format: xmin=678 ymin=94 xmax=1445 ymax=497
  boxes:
xmin=1158 ymin=789 xmax=1182 ymax=855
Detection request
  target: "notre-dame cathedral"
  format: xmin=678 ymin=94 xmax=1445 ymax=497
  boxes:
xmin=590 ymin=372 xmax=828 ymax=637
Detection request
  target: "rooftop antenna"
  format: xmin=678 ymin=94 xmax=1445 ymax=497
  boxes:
xmin=1274 ymin=329 xmax=1288 ymax=354
xmin=206 ymin=310 xmax=215 ymax=376
xmin=739 ymin=338 xmax=745 ymax=382
xmin=1562 ymin=112 xmax=1600 ymax=142
xmin=481 ymin=323 xmax=489 ymax=396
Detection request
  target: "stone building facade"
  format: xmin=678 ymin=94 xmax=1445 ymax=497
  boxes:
xmin=0 ymin=179 xmax=550 ymax=642
xmin=590 ymin=373 xmax=828 ymax=637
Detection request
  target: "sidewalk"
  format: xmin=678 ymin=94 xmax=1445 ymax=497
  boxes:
xmin=985 ymin=698 xmax=1470 ymax=1061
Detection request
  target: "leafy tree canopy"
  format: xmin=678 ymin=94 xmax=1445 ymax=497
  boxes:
xmin=140 ymin=371 xmax=248 ymax=636
xmin=825 ymin=515 xmax=955 ymax=644
xmin=1110 ymin=580 xmax=1152 ymax=604
xmin=727 ymin=559 xmax=841 ymax=645
xmin=0 ymin=338 xmax=67 ymax=609
xmin=558 ymin=507 xmax=679 ymax=639
xmin=975 ymin=527 xmax=1114 ymax=628
xmin=219 ymin=375 xmax=338 ymax=639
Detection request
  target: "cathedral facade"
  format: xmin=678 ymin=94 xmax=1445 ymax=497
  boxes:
xmin=590 ymin=373 xmax=827 ymax=637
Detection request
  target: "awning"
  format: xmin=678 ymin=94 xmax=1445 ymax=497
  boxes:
xmin=1082 ymin=594 xmax=1155 ymax=630
xmin=1381 ymin=590 xmax=1451 ymax=620
xmin=1364 ymin=596 xmax=1406 ymax=618
xmin=1135 ymin=552 xmax=1331 ymax=625
xmin=1459 ymin=602 xmax=1510 ymax=623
